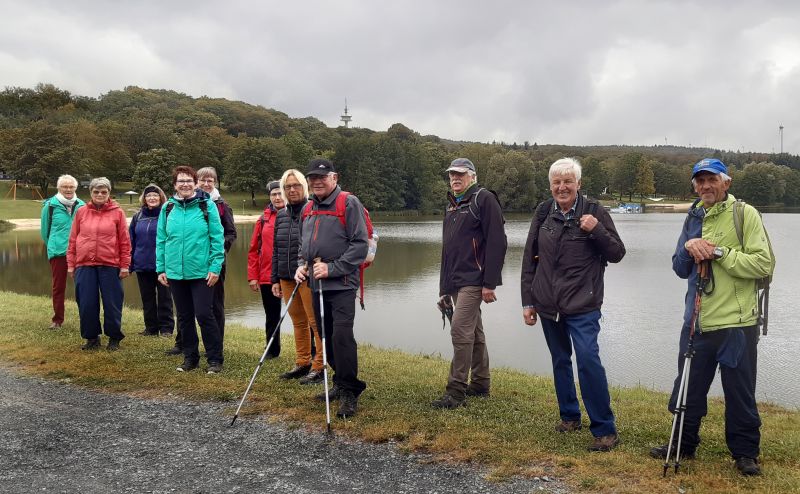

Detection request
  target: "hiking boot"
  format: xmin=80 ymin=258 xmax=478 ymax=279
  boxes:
xmin=735 ymin=457 xmax=761 ymax=476
xmin=299 ymin=369 xmax=324 ymax=385
xmin=336 ymin=391 xmax=358 ymax=418
xmin=555 ymin=420 xmax=583 ymax=433
xmin=176 ymin=359 xmax=199 ymax=372
xmin=588 ymin=434 xmax=620 ymax=452
xmin=315 ymin=385 xmax=341 ymax=402
xmin=159 ymin=331 xmax=173 ymax=338
xmin=138 ymin=329 xmax=158 ymax=336
xmin=431 ymin=393 xmax=466 ymax=409
xmin=206 ymin=362 xmax=223 ymax=374
xmin=649 ymin=443 xmax=696 ymax=460
xmin=81 ymin=338 xmax=101 ymax=351
xmin=49 ymin=322 xmax=62 ymax=330
xmin=465 ymin=387 xmax=490 ymax=398
xmin=280 ymin=364 xmax=311 ymax=380
xmin=107 ymin=339 xmax=121 ymax=351
xmin=165 ymin=345 xmax=182 ymax=356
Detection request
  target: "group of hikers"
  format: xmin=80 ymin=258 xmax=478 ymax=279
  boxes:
xmin=40 ymin=155 xmax=773 ymax=477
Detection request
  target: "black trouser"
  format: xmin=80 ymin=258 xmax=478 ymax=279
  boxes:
xmin=212 ymin=264 xmax=227 ymax=343
xmin=668 ymin=325 xmax=761 ymax=459
xmin=259 ymin=283 xmax=282 ymax=357
xmin=312 ymin=288 xmax=365 ymax=396
xmin=169 ymin=279 xmax=223 ymax=364
xmin=136 ymin=271 xmax=174 ymax=334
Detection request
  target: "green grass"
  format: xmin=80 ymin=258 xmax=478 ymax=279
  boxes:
xmin=0 ymin=290 xmax=798 ymax=492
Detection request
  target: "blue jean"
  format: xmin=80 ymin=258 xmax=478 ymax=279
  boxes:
xmin=74 ymin=266 xmax=124 ymax=341
xmin=540 ymin=310 xmax=616 ymax=437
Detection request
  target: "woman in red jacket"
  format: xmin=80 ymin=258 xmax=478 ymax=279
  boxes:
xmin=67 ymin=177 xmax=131 ymax=351
xmin=247 ymin=181 xmax=284 ymax=356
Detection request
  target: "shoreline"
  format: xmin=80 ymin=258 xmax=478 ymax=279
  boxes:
xmin=4 ymin=214 xmax=263 ymax=231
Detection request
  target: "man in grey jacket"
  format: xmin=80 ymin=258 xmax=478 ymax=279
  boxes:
xmin=295 ymin=158 xmax=369 ymax=418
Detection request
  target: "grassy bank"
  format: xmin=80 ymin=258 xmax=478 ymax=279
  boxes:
xmin=1 ymin=291 xmax=798 ymax=492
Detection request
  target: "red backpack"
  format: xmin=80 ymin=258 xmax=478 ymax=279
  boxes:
xmin=302 ymin=191 xmax=375 ymax=309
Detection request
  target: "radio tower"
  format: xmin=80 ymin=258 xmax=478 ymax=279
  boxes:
xmin=779 ymin=124 xmax=784 ymax=154
xmin=340 ymin=98 xmax=352 ymax=127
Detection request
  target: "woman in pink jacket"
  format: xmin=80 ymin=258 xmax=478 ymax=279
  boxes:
xmin=67 ymin=177 xmax=131 ymax=351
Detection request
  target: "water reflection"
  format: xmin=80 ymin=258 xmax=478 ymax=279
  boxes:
xmin=1 ymin=214 xmax=798 ymax=408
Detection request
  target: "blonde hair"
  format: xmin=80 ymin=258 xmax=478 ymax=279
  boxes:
xmin=279 ymin=168 xmax=309 ymax=203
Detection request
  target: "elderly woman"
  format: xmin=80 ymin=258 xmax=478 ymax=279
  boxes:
xmin=247 ymin=180 xmax=284 ymax=358
xmin=41 ymin=174 xmax=85 ymax=330
xmin=129 ymin=184 xmax=174 ymax=337
xmin=520 ymin=157 xmax=626 ymax=452
xmin=67 ymin=177 xmax=131 ymax=350
xmin=157 ymin=166 xmax=225 ymax=374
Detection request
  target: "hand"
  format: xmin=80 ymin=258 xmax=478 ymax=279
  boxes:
xmin=119 ymin=269 xmax=130 ymax=280
xmin=294 ymin=265 xmax=308 ymax=284
xmin=684 ymin=238 xmax=717 ymax=264
xmin=579 ymin=214 xmax=598 ymax=232
xmin=206 ymin=272 xmax=219 ymax=287
xmin=523 ymin=307 xmax=538 ymax=326
xmin=157 ymin=273 xmax=169 ymax=286
xmin=481 ymin=287 xmax=497 ymax=303
xmin=312 ymin=262 xmax=329 ymax=280
xmin=271 ymin=283 xmax=282 ymax=298
xmin=68 ymin=269 xmax=74 ymax=279
xmin=248 ymin=280 xmax=259 ymax=292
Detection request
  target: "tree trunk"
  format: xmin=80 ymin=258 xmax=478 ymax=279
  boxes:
xmin=250 ymin=189 xmax=256 ymax=207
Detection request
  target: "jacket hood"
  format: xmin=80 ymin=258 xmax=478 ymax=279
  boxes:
xmin=89 ymin=199 xmax=120 ymax=211
xmin=170 ymin=189 xmax=209 ymax=205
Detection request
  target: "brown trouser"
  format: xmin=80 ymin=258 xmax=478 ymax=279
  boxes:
xmin=280 ymin=279 xmax=324 ymax=371
xmin=445 ymin=285 xmax=490 ymax=400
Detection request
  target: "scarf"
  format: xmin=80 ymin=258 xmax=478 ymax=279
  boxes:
xmin=55 ymin=192 xmax=77 ymax=214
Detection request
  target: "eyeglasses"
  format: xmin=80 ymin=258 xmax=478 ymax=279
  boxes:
xmin=145 ymin=193 xmax=161 ymax=199
xmin=269 ymin=191 xmax=283 ymax=198
xmin=176 ymin=179 xmax=194 ymax=184
xmin=284 ymin=184 xmax=303 ymax=190
xmin=91 ymin=189 xmax=109 ymax=195
xmin=199 ymin=178 xmax=215 ymax=184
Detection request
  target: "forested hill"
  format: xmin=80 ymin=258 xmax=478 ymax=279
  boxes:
xmin=2 ymin=83 xmax=799 ymax=210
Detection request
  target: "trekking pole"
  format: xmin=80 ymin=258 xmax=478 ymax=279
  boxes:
xmin=229 ymin=281 xmax=302 ymax=427
xmin=663 ymin=260 xmax=710 ymax=476
xmin=315 ymin=257 xmax=333 ymax=434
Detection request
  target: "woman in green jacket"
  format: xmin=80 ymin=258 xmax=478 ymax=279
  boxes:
xmin=156 ymin=166 xmax=225 ymax=374
xmin=40 ymin=174 xmax=85 ymax=329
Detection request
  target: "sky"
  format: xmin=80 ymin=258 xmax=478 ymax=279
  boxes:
xmin=1 ymin=0 xmax=799 ymax=154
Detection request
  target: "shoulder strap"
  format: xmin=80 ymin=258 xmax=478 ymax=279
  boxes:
xmin=198 ymin=200 xmax=209 ymax=224
xmin=256 ymin=213 xmax=266 ymax=255
xmin=46 ymin=203 xmax=55 ymax=240
xmin=165 ymin=202 xmax=175 ymax=221
xmin=732 ymin=199 xmax=745 ymax=247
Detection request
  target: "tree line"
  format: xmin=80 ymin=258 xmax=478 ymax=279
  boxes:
xmin=2 ymin=83 xmax=799 ymax=210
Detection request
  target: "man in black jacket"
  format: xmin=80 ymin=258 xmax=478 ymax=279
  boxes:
xmin=520 ymin=157 xmax=625 ymax=452
xmin=432 ymin=158 xmax=507 ymax=409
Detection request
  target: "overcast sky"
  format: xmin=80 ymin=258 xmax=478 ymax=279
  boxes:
xmin=2 ymin=1 xmax=799 ymax=154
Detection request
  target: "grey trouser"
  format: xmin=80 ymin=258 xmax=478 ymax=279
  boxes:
xmin=445 ymin=285 xmax=490 ymax=399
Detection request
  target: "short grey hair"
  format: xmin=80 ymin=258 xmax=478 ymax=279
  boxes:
xmin=692 ymin=172 xmax=732 ymax=186
xmin=56 ymin=174 xmax=78 ymax=188
xmin=88 ymin=177 xmax=112 ymax=191
xmin=196 ymin=167 xmax=218 ymax=181
xmin=549 ymin=158 xmax=582 ymax=182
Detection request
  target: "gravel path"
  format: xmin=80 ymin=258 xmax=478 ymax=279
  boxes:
xmin=0 ymin=365 xmax=565 ymax=493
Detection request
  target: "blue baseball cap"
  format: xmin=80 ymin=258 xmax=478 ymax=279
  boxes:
xmin=692 ymin=158 xmax=728 ymax=177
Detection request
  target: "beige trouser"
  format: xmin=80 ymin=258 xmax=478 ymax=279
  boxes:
xmin=445 ymin=285 xmax=490 ymax=400
xmin=280 ymin=279 xmax=324 ymax=371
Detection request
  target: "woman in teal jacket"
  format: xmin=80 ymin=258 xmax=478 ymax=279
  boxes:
xmin=40 ymin=174 xmax=85 ymax=329
xmin=156 ymin=166 xmax=225 ymax=374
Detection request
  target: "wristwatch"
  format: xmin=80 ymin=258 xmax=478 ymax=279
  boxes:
xmin=713 ymin=247 xmax=724 ymax=259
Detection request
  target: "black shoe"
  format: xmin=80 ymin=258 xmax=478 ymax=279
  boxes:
xmin=107 ymin=339 xmax=121 ymax=351
xmin=336 ymin=391 xmax=358 ymax=418
xmin=138 ymin=329 xmax=158 ymax=336
xmin=431 ymin=393 xmax=466 ymax=409
xmin=299 ymin=369 xmax=325 ymax=385
xmin=280 ymin=364 xmax=311 ymax=380
xmin=206 ymin=362 xmax=223 ymax=374
xmin=735 ymin=457 xmax=761 ymax=476
xmin=649 ymin=443 xmax=696 ymax=460
xmin=81 ymin=338 xmax=101 ymax=351
xmin=176 ymin=359 xmax=199 ymax=372
xmin=165 ymin=345 xmax=182 ymax=356
xmin=466 ymin=387 xmax=490 ymax=398
xmin=159 ymin=331 xmax=173 ymax=338
xmin=315 ymin=385 xmax=341 ymax=402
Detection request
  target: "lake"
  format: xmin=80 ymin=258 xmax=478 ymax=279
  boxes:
xmin=1 ymin=213 xmax=798 ymax=408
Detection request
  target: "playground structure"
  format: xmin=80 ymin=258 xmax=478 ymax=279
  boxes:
xmin=3 ymin=181 xmax=45 ymax=201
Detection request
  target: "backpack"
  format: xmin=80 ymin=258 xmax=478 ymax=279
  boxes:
xmin=301 ymin=191 xmax=375 ymax=309
xmin=44 ymin=201 xmax=79 ymax=240
xmin=164 ymin=199 xmax=209 ymax=224
xmin=732 ymin=199 xmax=776 ymax=335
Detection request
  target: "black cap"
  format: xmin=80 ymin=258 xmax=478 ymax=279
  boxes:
xmin=306 ymin=158 xmax=335 ymax=176
xmin=267 ymin=180 xmax=280 ymax=192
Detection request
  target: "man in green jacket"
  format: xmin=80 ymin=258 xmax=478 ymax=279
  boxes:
xmin=650 ymin=158 xmax=773 ymax=476
xmin=40 ymin=174 xmax=85 ymax=329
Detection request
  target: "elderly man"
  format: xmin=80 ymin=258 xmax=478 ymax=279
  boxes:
xmin=649 ymin=158 xmax=773 ymax=476
xmin=520 ymin=157 xmax=625 ymax=452
xmin=432 ymin=158 xmax=507 ymax=409
xmin=295 ymin=158 xmax=369 ymax=418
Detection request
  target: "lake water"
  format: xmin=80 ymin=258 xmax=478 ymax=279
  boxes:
xmin=1 ymin=213 xmax=798 ymax=408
